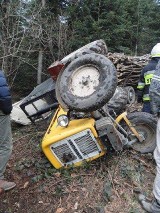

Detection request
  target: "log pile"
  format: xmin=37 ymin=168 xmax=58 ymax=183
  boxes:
xmin=107 ymin=53 xmax=150 ymax=87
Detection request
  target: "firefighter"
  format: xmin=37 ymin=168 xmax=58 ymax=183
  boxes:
xmin=137 ymin=43 xmax=160 ymax=113
xmin=138 ymin=60 xmax=160 ymax=212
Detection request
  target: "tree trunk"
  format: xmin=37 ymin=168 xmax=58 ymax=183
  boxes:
xmin=37 ymin=50 xmax=43 ymax=85
xmin=42 ymin=0 xmax=46 ymax=7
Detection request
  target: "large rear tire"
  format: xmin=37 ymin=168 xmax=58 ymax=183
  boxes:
xmin=56 ymin=53 xmax=117 ymax=112
xmin=125 ymin=112 xmax=157 ymax=153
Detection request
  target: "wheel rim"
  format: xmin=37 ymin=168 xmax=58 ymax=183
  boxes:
xmin=129 ymin=123 xmax=155 ymax=151
xmin=128 ymin=91 xmax=134 ymax=103
xmin=127 ymin=87 xmax=135 ymax=104
xmin=69 ymin=65 xmax=100 ymax=97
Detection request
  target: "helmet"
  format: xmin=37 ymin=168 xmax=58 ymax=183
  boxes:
xmin=151 ymin=43 xmax=160 ymax=57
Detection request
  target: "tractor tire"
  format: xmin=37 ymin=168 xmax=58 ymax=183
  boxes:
xmin=56 ymin=40 xmax=108 ymax=111
xmin=55 ymin=66 xmax=69 ymax=111
xmin=125 ymin=112 xmax=157 ymax=153
xmin=107 ymin=87 xmax=128 ymax=114
xmin=124 ymin=86 xmax=136 ymax=104
xmin=56 ymin=53 xmax=117 ymax=112
xmin=61 ymin=40 xmax=108 ymax=65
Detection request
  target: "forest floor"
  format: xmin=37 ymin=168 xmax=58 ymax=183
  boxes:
xmin=0 ymin=107 xmax=156 ymax=213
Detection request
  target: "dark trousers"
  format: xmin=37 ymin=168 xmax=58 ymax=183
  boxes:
xmin=142 ymin=101 xmax=152 ymax=114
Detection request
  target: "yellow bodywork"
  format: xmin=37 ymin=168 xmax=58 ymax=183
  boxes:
xmin=41 ymin=107 xmax=106 ymax=169
xmin=115 ymin=112 xmax=143 ymax=142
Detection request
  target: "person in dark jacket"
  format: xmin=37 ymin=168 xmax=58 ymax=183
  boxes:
xmin=0 ymin=70 xmax=16 ymax=191
xmin=137 ymin=43 xmax=160 ymax=113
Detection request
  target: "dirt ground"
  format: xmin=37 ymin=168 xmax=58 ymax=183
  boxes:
xmin=0 ymin=115 xmax=156 ymax=213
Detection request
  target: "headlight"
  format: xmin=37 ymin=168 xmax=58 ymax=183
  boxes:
xmin=57 ymin=115 xmax=69 ymax=127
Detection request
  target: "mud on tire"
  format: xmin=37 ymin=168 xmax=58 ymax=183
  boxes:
xmin=56 ymin=53 xmax=117 ymax=112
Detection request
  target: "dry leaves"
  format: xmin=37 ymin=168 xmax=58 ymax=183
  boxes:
xmin=23 ymin=181 xmax=29 ymax=188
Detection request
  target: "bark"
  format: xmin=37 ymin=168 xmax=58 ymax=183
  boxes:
xmin=37 ymin=50 xmax=43 ymax=85
xmin=42 ymin=0 xmax=46 ymax=7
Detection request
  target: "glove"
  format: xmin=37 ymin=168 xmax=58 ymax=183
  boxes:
xmin=0 ymin=99 xmax=12 ymax=115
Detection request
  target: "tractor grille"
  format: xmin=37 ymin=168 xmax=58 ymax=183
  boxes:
xmin=50 ymin=129 xmax=101 ymax=166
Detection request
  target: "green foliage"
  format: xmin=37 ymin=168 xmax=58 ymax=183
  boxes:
xmin=65 ymin=0 xmax=160 ymax=55
xmin=1 ymin=0 xmax=160 ymax=95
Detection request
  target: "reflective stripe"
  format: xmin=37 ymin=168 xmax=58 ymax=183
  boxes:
xmin=143 ymin=97 xmax=150 ymax=101
xmin=137 ymin=82 xmax=145 ymax=89
xmin=152 ymin=54 xmax=160 ymax=57
xmin=143 ymin=94 xmax=150 ymax=101
xmin=144 ymin=73 xmax=154 ymax=85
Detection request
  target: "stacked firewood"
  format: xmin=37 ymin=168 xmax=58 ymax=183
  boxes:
xmin=107 ymin=53 xmax=150 ymax=87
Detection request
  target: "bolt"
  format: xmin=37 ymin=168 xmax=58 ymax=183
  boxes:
xmin=82 ymin=79 xmax=88 ymax=86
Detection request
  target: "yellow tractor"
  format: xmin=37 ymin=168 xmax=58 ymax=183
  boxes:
xmin=20 ymin=40 xmax=157 ymax=169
